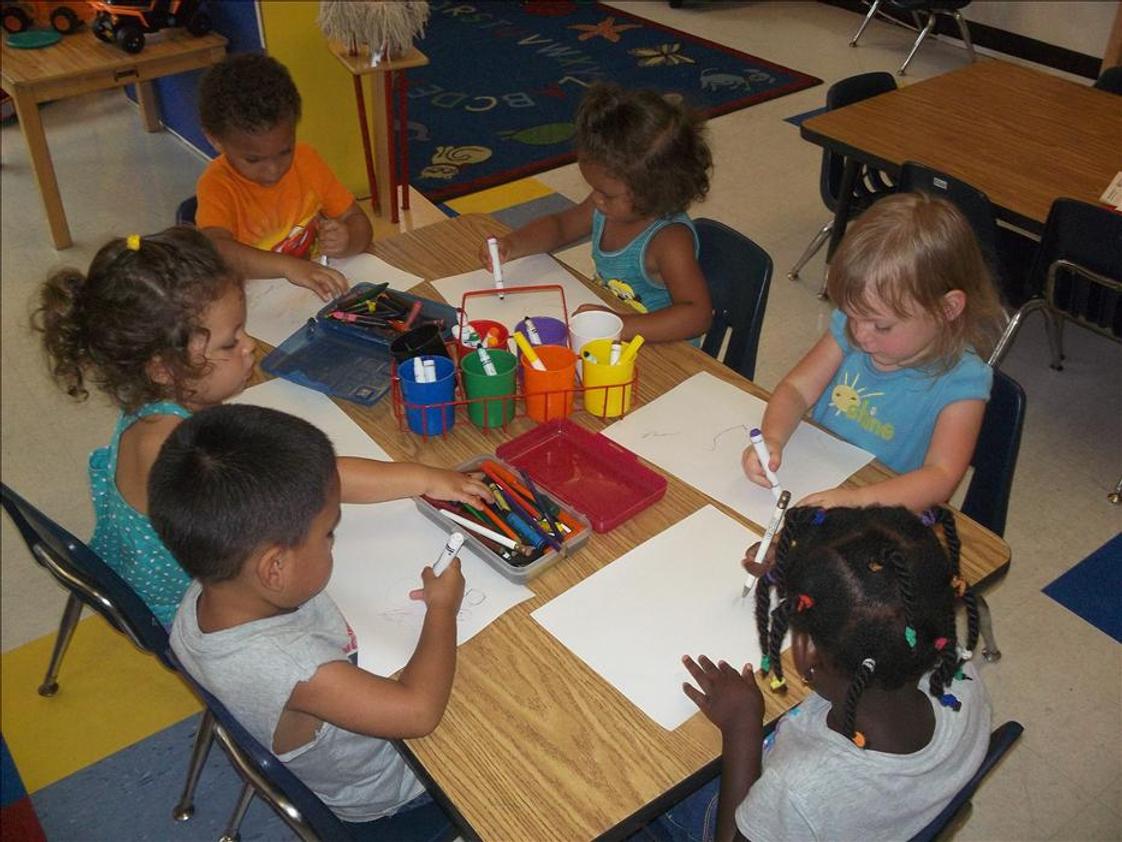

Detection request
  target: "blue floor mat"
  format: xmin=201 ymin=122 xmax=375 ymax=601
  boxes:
xmin=1042 ymin=533 xmax=1122 ymax=643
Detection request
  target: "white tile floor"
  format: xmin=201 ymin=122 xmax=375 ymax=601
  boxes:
xmin=2 ymin=2 xmax=1119 ymax=838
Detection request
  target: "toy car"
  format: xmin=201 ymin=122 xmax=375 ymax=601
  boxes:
xmin=2 ymin=2 xmax=89 ymax=35
xmin=87 ymin=0 xmax=210 ymax=54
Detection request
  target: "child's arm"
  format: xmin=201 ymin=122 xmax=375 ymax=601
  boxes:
xmin=316 ymin=202 xmax=373 ymax=258
xmin=336 ymin=457 xmax=492 ymax=508
xmin=682 ymin=655 xmax=763 ymax=842
xmin=742 ymin=333 xmax=843 ymax=487
xmin=478 ymin=197 xmax=595 ymax=268
xmin=595 ymin=224 xmax=711 ymax=342
xmin=287 ymin=560 xmax=463 ymax=738
xmin=799 ymin=398 xmax=985 ymax=512
xmin=203 ymin=227 xmax=349 ymax=301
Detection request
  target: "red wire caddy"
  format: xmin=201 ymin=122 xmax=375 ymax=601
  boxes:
xmin=389 ymin=283 xmax=641 ymax=437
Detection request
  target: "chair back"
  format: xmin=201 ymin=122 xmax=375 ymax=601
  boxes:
xmin=175 ymin=196 xmax=198 ymax=226
xmin=820 ymin=72 xmax=897 ymax=212
xmin=0 ymin=483 xmax=171 ymax=666
xmin=1026 ymin=199 xmax=1122 ymax=338
xmin=961 ymin=370 xmax=1025 ymax=538
xmin=1093 ymin=65 xmax=1122 ymax=94
xmin=908 ymin=721 xmax=1024 ymax=842
xmin=696 ymin=219 xmax=773 ymax=381
xmin=898 ymin=161 xmax=1000 ymax=281
xmin=171 ymin=659 xmax=354 ymax=841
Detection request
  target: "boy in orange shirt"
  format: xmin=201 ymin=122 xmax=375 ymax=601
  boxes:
xmin=196 ymin=53 xmax=372 ymax=300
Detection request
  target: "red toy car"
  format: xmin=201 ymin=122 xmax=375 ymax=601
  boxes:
xmin=87 ymin=0 xmax=210 ymax=54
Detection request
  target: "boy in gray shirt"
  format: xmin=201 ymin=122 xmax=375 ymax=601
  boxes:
xmin=152 ymin=404 xmax=461 ymax=836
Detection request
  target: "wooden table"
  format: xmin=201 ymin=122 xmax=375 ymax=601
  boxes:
xmin=800 ymin=59 xmax=1122 ymax=257
xmin=297 ymin=214 xmax=1012 ymax=840
xmin=0 ymin=29 xmax=227 ymax=249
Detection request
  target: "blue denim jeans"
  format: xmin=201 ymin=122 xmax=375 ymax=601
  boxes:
xmin=628 ymin=777 xmax=720 ymax=842
xmin=342 ymin=792 xmax=455 ymax=842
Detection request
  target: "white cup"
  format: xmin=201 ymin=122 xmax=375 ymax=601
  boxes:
xmin=569 ymin=310 xmax=623 ymax=379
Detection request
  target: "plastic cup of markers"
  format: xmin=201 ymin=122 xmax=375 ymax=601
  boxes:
xmin=399 ymin=355 xmax=456 ymax=435
xmin=461 ymin=348 xmax=517 ymax=429
xmin=580 ymin=338 xmax=635 ymax=418
xmin=455 ymin=319 xmax=508 ymax=361
xmin=568 ymin=310 xmax=623 ymax=379
xmin=513 ymin=316 xmax=568 ymax=360
xmin=521 ymin=344 xmax=577 ymax=423
xmin=390 ymin=323 xmax=449 ymax=364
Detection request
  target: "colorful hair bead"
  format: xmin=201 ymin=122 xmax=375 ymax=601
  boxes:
xmin=904 ymin=625 xmax=918 ymax=649
xmin=759 ymin=655 xmax=771 ymax=673
xmin=868 ymin=561 xmax=884 ymax=572
xmin=920 ymin=508 xmax=937 ymax=527
xmin=769 ymin=675 xmax=787 ymax=691
xmin=126 ymin=234 xmax=141 ymax=251
xmin=796 ymin=593 xmax=815 ymax=613
xmin=958 ymin=646 xmax=973 ymax=662
xmin=950 ymin=575 xmax=967 ymax=598
xmin=938 ymin=693 xmax=962 ymax=711
xmin=955 ymin=667 xmax=966 ymax=681
xmin=861 ymin=657 xmax=876 ymax=674
xmin=812 ymin=509 xmax=827 ymax=526
xmin=852 ymin=730 xmax=867 ymax=749
xmin=934 ymin=637 xmax=948 ymax=651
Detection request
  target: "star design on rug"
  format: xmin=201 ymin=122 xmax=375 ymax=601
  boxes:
xmin=569 ymin=16 xmax=641 ymax=43
xmin=629 ymin=43 xmax=695 ymax=66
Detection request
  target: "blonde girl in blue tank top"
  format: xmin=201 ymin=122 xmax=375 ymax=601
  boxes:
xmin=36 ymin=227 xmax=491 ymax=625
xmin=479 ymin=83 xmax=714 ymax=343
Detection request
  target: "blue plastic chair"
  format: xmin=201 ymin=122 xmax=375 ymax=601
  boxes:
xmin=788 ymin=72 xmax=897 ymax=291
xmin=1093 ymin=66 xmax=1122 ymax=95
xmin=176 ymin=195 xmax=198 ymax=226
xmin=696 ymin=219 xmax=772 ymax=382
xmin=908 ymin=721 xmax=1024 ymax=841
xmin=0 ymin=483 xmax=215 ymax=823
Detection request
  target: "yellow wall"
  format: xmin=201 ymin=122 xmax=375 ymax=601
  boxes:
xmin=258 ymin=0 xmax=369 ymax=197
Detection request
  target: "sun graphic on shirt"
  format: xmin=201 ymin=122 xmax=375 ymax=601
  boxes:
xmin=830 ymin=373 xmax=884 ymax=416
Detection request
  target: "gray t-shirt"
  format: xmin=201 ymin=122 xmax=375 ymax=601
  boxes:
xmin=170 ymin=581 xmax=424 ymax=822
xmin=736 ymin=663 xmax=991 ymax=842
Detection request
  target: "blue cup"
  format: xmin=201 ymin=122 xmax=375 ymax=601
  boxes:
xmin=399 ymin=355 xmax=456 ymax=435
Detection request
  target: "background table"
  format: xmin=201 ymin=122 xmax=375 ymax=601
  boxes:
xmin=799 ymin=59 xmax=1122 ymax=255
xmin=1 ymin=29 xmax=227 ymax=249
xmin=261 ymin=214 xmax=1012 ymax=840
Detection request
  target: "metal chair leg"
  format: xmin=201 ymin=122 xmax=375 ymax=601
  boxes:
xmin=952 ymin=10 xmax=977 ymax=62
xmin=976 ymin=594 xmax=1001 ymax=662
xmin=218 ymin=782 xmax=255 ymax=842
xmin=899 ymin=13 xmax=936 ymax=75
xmin=988 ymin=299 xmax=1048 ymax=368
xmin=173 ymin=710 xmax=217 ymax=821
xmin=849 ymin=0 xmax=881 ymax=46
xmin=788 ymin=221 xmax=832 ymax=280
xmin=818 ymin=265 xmax=831 ymax=300
xmin=1108 ymin=476 xmax=1122 ymax=505
xmin=1042 ymin=308 xmax=1065 ymax=370
xmin=38 ymin=592 xmax=82 ymax=696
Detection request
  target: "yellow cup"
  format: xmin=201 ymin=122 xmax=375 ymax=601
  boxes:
xmin=581 ymin=338 xmax=635 ymax=418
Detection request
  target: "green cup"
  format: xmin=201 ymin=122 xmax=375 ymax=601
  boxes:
xmin=461 ymin=348 xmax=517 ymax=428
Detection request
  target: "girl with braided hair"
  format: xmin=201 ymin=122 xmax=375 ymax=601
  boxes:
xmin=668 ymin=506 xmax=989 ymax=842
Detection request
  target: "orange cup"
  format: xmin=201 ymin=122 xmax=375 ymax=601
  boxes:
xmin=521 ymin=344 xmax=577 ymax=422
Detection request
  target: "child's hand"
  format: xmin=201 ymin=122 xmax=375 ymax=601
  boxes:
xmin=478 ymin=236 xmax=511 ymax=271
xmin=423 ymin=467 xmax=493 ymax=508
xmin=682 ymin=655 xmax=764 ymax=737
xmin=317 ymin=213 xmax=351 ymax=258
xmin=410 ymin=556 xmax=465 ymax=610
xmin=285 ymin=259 xmax=349 ymax=301
xmin=742 ymin=441 xmax=782 ymax=489
xmin=742 ymin=540 xmax=777 ymax=580
xmin=797 ymin=487 xmax=864 ymax=510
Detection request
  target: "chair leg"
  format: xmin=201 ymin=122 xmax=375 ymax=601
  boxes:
xmin=1042 ymin=309 xmax=1065 ymax=371
xmin=849 ymin=0 xmax=881 ymax=46
xmin=899 ymin=13 xmax=936 ymax=75
xmin=38 ymin=592 xmax=82 ymax=696
xmin=172 ymin=709 xmax=217 ymax=821
xmin=788 ymin=221 xmax=832 ymax=280
xmin=818 ymin=265 xmax=831 ymax=300
xmin=976 ymin=594 xmax=1001 ymax=662
xmin=952 ymin=10 xmax=977 ymax=62
xmin=988 ymin=299 xmax=1048 ymax=367
xmin=218 ymin=782 xmax=255 ymax=842
xmin=1108 ymin=476 xmax=1122 ymax=505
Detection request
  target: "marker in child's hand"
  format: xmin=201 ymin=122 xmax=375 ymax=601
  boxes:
xmin=477 ymin=347 xmax=498 ymax=376
xmin=523 ymin=317 xmax=542 ymax=345
xmin=513 ymin=331 xmax=547 ymax=371
xmin=486 ymin=237 xmax=504 ymax=300
xmin=743 ymin=491 xmax=790 ymax=597
xmin=749 ymin=428 xmax=782 ymax=499
xmin=433 ymin=531 xmax=465 ymax=576
xmin=618 ymin=335 xmax=645 ymax=365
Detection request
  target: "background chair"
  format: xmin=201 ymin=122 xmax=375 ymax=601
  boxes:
xmin=175 ymin=195 xmax=197 ymax=226
xmin=1093 ymin=65 xmax=1122 ymax=94
xmin=908 ymin=721 xmax=1024 ymax=841
xmin=696 ymin=218 xmax=772 ymax=381
xmin=788 ymin=72 xmax=897 ymax=293
xmin=0 ymin=483 xmax=216 ymax=824
xmin=851 ymin=0 xmax=976 ymax=75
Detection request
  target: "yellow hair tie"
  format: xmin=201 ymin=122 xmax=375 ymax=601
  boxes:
xmin=126 ymin=234 xmax=141 ymax=251
xmin=769 ymin=675 xmax=787 ymax=691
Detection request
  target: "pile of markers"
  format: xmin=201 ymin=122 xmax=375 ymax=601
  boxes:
xmin=422 ymin=459 xmax=583 ymax=567
xmin=457 ymin=323 xmax=504 ymax=349
xmin=579 ymin=335 xmax=645 ymax=368
xmin=410 ymin=356 xmax=439 ymax=383
xmin=326 ymin=282 xmax=425 ymax=340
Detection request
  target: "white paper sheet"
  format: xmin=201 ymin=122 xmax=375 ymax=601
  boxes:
xmin=430 ymin=253 xmax=609 ymax=329
xmin=533 ymin=505 xmax=768 ymax=731
xmin=231 ymin=379 xmax=533 ymax=676
xmin=603 ymin=371 xmax=875 ymax=528
xmin=245 ymin=253 xmax=424 ymax=348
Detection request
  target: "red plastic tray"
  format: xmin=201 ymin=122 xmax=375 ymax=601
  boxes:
xmin=496 ymin=419 xmax=667 ymax=533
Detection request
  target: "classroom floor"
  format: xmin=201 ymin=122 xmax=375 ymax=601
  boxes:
xmin=2 ymin=2 xmax=1119 ymax=840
